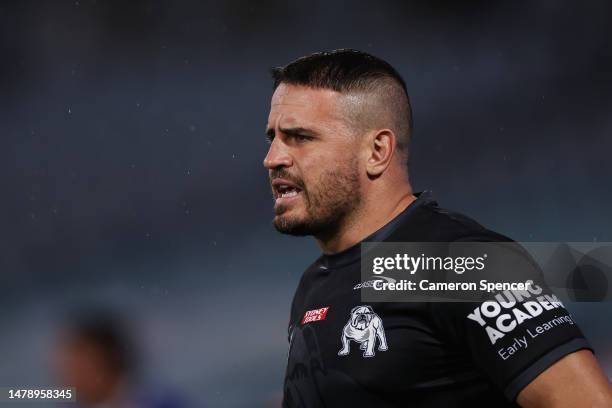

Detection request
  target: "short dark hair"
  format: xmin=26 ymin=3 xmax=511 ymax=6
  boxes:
xmin=271 ymin=49 xmax=413 ymax=162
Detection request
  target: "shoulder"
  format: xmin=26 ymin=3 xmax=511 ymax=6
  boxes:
xmin=388 ymin=197 xmax=513 ymax=243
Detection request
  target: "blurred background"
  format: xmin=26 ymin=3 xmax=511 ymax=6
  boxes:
xmin=1 ymin=1 xmax=611 ymax=406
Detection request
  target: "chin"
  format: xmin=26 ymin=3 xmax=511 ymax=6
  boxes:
xmin=273 ymin=214 xmax=313 ymax=236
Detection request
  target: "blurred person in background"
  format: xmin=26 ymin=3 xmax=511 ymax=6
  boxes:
xmin=53 ymin=309 xmax=188 ymax=408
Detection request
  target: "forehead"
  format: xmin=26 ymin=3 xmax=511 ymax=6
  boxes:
xmin=268 ymin=83 xmax=347 ymax=129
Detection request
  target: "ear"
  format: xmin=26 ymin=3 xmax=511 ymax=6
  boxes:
xmin=364 ymin=129 xmax=396 ymax=178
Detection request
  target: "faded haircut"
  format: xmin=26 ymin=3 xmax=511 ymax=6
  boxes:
xmin=271 ymin=49 xmax=413 ymax=164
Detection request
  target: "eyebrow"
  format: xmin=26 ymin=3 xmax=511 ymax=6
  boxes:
xmin=265 ymin=126 xmax=318 ymax=139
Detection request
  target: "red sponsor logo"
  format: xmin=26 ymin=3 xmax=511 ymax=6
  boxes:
xmin=301 ymin=307 xmax=330 ymax=325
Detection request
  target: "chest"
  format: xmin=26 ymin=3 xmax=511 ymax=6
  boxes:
xmin=286 ymin=271 xmax=463 ymax=391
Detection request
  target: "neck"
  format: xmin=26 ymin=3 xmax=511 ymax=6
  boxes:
xmin=315 ymin=185 xmax=416 ymax=255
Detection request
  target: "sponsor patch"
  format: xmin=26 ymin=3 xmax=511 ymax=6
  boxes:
xmin=301 ymin=307 xmax=330 ymax=325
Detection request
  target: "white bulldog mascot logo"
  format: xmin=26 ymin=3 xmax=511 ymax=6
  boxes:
xmin=338 ymin=305 xmax=388 ymax=358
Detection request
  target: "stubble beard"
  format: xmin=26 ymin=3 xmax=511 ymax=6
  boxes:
xmin=272 ymin=158 xmax=362 ymax=238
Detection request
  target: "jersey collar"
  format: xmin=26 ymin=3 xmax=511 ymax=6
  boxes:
xmin=317 ymin=191 xmax=435 ymax=269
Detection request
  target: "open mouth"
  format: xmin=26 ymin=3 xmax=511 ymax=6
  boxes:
xmin=272 ymin=179 xmax=303 ymax=203
xmin=277 ymin=184 xmax=301 ymax=198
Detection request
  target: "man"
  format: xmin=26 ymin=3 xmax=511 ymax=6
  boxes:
xmin=263 ymin=49 xmax=612 ymax=407
xmin=54 ymin=310 xmax=187 ymax=408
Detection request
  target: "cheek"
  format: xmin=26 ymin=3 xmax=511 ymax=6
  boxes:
xmin=298 ymin=143 xmax=361 ymax=189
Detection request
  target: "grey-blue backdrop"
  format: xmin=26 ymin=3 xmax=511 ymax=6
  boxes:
xmin=1 ymin=1 xmax=611 ymax=407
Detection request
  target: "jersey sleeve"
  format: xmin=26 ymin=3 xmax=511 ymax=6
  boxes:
xmin=429 ymin=241 xmax=593 ymax=401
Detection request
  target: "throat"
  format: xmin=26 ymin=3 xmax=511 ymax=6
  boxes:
xmin=315 ymin=207 xmax=365 ymax=255
xmin=316 ymin=192 xmax=416 ymax=255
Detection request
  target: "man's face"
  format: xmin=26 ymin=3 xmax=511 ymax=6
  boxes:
xmin=264 ymin=83 xmax=363 ymax=236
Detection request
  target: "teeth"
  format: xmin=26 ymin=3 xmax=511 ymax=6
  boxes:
xmin=276 ymin=183 xmax=300 ymax=199
xmin=281 ymin=190 xmax=298 ymax=198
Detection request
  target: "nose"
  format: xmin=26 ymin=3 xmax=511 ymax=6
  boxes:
xmin=263 ymin=137 xmax=292 ymax=170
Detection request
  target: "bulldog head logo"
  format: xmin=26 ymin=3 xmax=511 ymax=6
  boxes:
xmin=338 ymin=305 xmax=388 ymax=358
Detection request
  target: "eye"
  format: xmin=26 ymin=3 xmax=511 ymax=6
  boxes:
xmin=293 ymin=134 xmax=312 ymax=143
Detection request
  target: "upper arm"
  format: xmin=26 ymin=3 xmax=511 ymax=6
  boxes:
xmin=430 ymin=242 xmax=601 ymax=402
xmin=517 ymin=349 xmax=612 ymax=408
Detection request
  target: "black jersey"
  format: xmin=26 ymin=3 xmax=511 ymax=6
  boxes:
xmin=282 ymin=192 xmax=591 ymax=408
